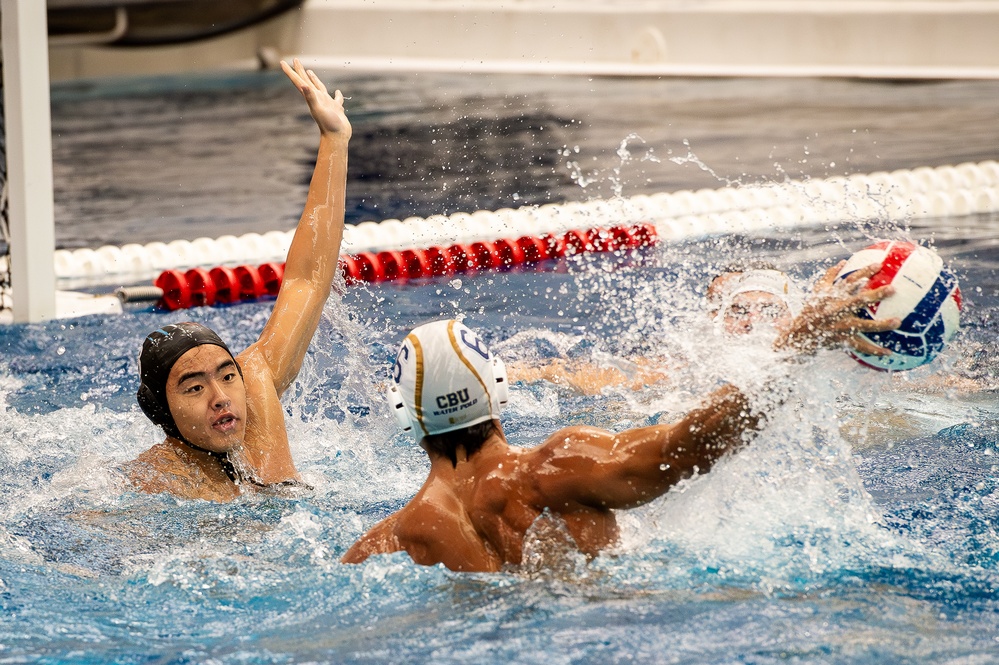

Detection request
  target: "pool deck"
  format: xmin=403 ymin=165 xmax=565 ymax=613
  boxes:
xmin=48 ymin=0 xmax=999 ymax=81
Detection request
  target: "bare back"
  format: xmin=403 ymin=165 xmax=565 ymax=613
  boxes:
xmin=343 ymin=437 xmax=619 ymax=572
xmin=343 ymin=384 xmax=758 ymax=571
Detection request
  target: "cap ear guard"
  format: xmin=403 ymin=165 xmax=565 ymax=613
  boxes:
xmin=492 ymin=356 xmax=509 ymax=410
xmin=386 ymin=383 xmax=414 ymax=433
xmin=136 ymin=382 xmax=183 ymax=440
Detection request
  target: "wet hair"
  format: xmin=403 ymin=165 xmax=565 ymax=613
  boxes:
xmin=420 ymin=420 xmax=498 ymax=467
xmin=136 ymin=322 xmax=242 ymax=442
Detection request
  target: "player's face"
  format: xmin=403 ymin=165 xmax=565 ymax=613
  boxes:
xmin=165 ymin=345 xmax=247 ymax=453
xmin=721 ymin=291 xmax=792 ymax=335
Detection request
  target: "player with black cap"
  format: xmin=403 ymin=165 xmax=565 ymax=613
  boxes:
xmin=125 ymin=59 xmax=350 ymax=501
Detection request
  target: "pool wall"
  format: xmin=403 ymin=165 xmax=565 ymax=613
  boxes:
xmin=48 ymin=0 xmax=999 ymax=82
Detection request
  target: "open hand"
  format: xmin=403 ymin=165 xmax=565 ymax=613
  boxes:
xmin=774 ymin=261 xmax=901 ymax=354
xmin=281 ymin=58 xmax=351 ymax=140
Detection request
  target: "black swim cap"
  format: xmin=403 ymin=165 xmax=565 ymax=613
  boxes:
xmin=136 ymin=322 xmax=242 ymax=440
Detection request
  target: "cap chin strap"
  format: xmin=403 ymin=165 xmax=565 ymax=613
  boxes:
xmin=387 ymin=357 xmax=509 ymax=434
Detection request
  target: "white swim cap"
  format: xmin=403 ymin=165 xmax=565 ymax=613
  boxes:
xmin=725 ymin=269 xmax=791 ymax=303
xmin=386 ymin=320 xmax=509 ymax=438
xmin=711 ymin=269 xmax=791 ymax=318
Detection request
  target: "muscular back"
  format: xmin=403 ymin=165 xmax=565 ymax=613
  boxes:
xmin=343 ymin=384 xmax=759 ymax=572
xmin=468 ymin=443 xmax=621 ymax=565
xmin=343 ymin=458 xmax=620 ymax=571
xmin=343 ymin=430 xmax=645 ymax=571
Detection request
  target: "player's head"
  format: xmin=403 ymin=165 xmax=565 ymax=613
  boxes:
xmin=386 ymin=319 xmax=508 ymax=464
xmin=137 ymin=322 xmax=246 ymax=453
xmin=706 ymin=262 xmax=793 ymax=336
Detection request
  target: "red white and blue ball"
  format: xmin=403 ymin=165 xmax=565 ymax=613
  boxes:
xmin=835 ymin=240 xmax=962 ymax=371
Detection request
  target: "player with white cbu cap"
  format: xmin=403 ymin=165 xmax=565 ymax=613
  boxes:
xmin=387 ymin=319 xmax=509 ymax=442
xmin=345 ymin=272 xmax=898 ymax=573
xmin=388 ymin=320 xmax=509 ymax=460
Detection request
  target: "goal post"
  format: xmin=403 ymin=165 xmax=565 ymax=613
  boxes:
xmin=2 ymin=0 xmax=56 ymax=323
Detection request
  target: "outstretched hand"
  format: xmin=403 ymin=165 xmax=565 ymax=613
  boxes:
xmin=281 ymin=58 xmax=351 ymax=140
xmin=774 ymin=261 xmax=900 ymax=355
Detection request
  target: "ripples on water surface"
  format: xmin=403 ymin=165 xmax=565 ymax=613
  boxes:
xmin=1 ymin=70 xmax=998 ymax=663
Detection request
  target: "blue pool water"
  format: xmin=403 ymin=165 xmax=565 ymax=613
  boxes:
xmin=2 ymin=71 xmax=999 ymax=663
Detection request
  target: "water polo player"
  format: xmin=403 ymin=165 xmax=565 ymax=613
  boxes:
xmin=508 ymin=261 xmax=891 ymax=395
xmin=125 ymin=59 xmax=351 ymax=501
xmin=710 ymin=261 xmax=893 ymax=359
xmin=342 ymin=267 xmax=899 ymax=572
xmin=706 ymin=262 xmax=796 ymax=336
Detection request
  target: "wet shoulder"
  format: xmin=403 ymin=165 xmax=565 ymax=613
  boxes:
xmin=529 ymin=425 xmax=615 ymax=463
xmin=125 ymin=443 xmax=239 ymax=502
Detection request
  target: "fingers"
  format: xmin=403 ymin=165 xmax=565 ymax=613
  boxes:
xmin=866 ymin=316 xmax=902 ymax=332
xmin=815 ymin=260 xmax=879 ymax=297
xmin=280 ymin=59 xmax=314 ymax=101
xmin=292 ymin=58 xmax=327 ymax=96
xmin=848 ymin=263 xmax=881 ymax=282
xmin=858 ymin=284 xmax=894 ymax=304
xmin=282 ymin=58 xmax=339 ymax=107
xmin=307 ymin=69 xmax=329 ymax=95
xmin=817 ymin=261 xmax=845 ymax=290
xmin=834 ymin=263 xmax=877 ymax=294
xmin=840 ymin=316 xmax=901 ymax=333
xmin=847 ymin=335 xmax=893 ymax=357
xmin=280 ymin=59 xmax=302 ymax=85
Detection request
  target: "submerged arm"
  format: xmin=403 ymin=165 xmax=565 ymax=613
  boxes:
xmin=342 ymin=514 xmax=403 ymax=564
xmin=342 ymin=492 xmax=503 ymax=572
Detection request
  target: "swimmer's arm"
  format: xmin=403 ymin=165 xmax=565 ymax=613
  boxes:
xmin=255 ymin=59 xmax=352 ymax=394
xmin=507 ymin=358 xmax=668 ymax=395
xmin=507 ymin=359 xmax=616 ymax=394
xmin=527 ymin=384 xmax=760 ymax=510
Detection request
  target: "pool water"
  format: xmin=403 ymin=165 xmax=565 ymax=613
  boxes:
xmin=2 ymin=70 xmax=999 ymax=663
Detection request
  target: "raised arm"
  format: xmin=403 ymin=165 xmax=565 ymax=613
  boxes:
xmin=249 ymin=59 xmax=352 ymax=393
xmin=527 ymin=383 xmax=760 ymax=511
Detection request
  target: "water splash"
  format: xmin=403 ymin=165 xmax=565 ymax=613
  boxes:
xmin=669 ymin=139 xmax=742 ymax=187
xmin=562 ymin=134 xmax=661 ymax=197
